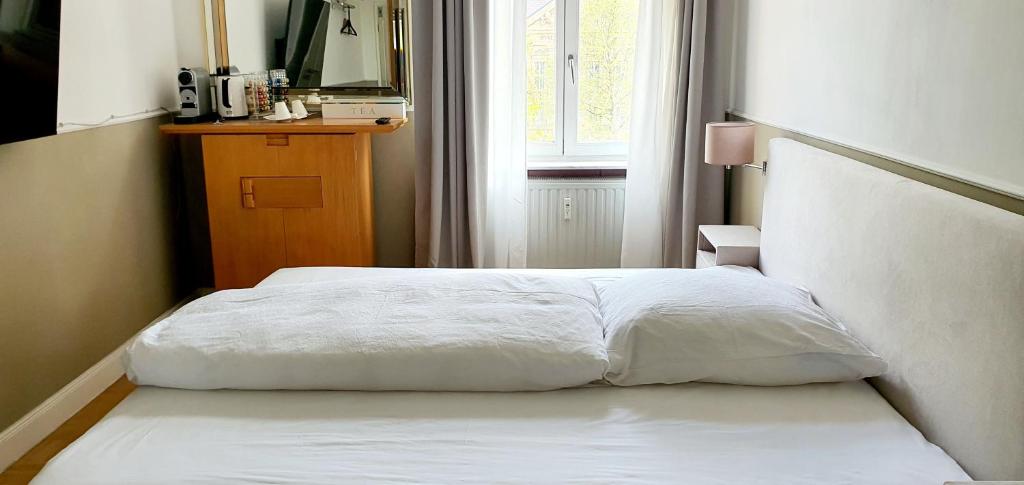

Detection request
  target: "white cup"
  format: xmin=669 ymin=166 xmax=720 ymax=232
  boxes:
xmin=290 ymin=100 xmax=308 ymax=119
xmin=305 ymin=94 xmax=322 ymax=105
xmin=273 ymin=101 xmax=291 ymax=119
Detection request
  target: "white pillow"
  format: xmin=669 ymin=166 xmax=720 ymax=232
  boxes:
xmin=599 ymin=266 xmax=886 ymax=386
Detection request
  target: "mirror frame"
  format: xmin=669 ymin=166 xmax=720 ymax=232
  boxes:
xmin=208 ymin=0 xmax=413 ymax=103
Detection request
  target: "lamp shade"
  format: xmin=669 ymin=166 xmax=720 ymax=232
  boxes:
xmin=705 ymin=121 xmax=755 ymax=166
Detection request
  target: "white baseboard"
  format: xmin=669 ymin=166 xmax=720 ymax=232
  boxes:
xmin=0 ymin=295 xmax=194 ymax=472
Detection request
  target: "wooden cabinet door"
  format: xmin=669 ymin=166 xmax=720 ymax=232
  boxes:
xmin=278 ymin=134 xmax=375 ymax=268
xmin=203 ymin=135 xmax=288 ymax=289
xmin=202 ymin=133 xmax=375 ymax=289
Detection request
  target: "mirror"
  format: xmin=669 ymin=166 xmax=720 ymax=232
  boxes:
xmin=217 ymin=0 xmax=411 ymax=100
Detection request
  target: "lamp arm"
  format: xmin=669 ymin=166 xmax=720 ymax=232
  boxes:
xmin=741 ymin=160 xmax=768 ymax=175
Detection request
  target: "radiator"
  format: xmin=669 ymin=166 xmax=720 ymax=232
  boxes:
xmin=527 ymin=178 xmax=626 ymax=268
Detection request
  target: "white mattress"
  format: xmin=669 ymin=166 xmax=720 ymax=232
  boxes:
xmin=32 ymin=381 xmax=968 ymax=484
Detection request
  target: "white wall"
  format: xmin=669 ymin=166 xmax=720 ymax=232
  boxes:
xmin=174 ymin=1 xmax=213 ymax=70
xmin=362 ymin=0 xmax=388 ymax=82
xmin=57 ymin=0 xmax=209 ymax=133
xmin=223 ymin=0 xmax=289 ymax=73
xmin=731 ymin=0 xmax=1024 ymax=197
xmin=323 ymin=0 xmax=385 ymax=85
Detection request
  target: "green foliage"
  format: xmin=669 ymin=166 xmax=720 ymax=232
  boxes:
xmin=577 ymin=0 xmax=638 ymax=144
xmin=525 ymin=0 xmax=639 ymax=146
xmin=526 ymin=3 xmax=557 ymax=143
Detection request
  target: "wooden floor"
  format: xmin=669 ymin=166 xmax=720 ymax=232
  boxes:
xmin=0 ymin=377 xmax=136 ymax=485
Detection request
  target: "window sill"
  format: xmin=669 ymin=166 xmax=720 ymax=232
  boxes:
xmin=527 ymin=167 xmax=626 ymax=178
xmin=527 ymin=158 xmax=627 ymax=178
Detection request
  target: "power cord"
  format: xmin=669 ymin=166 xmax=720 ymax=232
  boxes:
xmin=58 ymin=107 xmax=172 ymax=129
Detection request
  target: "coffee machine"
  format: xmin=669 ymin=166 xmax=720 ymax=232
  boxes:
xmin=174 ymin=67 xmax=213 ymax=124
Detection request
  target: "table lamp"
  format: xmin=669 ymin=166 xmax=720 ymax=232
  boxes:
xmin=704 ymin=121 xmax=766 ymax=174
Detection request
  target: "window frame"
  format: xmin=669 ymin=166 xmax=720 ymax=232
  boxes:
xmin=527 ymin=0 xmax=631 ymax=169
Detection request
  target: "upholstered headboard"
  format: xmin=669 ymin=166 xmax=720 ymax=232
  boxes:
xmin=759 ymin=139 xmax=1024 ymax=481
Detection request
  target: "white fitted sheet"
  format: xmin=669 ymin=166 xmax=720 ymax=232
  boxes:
xmin=32 ymin=381 xmax=968 ymax=484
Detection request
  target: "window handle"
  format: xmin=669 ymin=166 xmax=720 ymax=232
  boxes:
xmin=568 ymin=54 xmax=577 ymax=86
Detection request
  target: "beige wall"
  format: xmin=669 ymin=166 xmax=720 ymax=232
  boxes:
xmin=0 ymin=117 xmax=182 ymax=430
xmin=0 ymin=108 xmax=420 ymax=433
xmin=728 ymin=117 xmax=1024 ymax=228
xmin=371 ymin=113 xmax=418 ymax=267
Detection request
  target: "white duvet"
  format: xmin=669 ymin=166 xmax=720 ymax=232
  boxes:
xmin=125 ymin=272 xmax=608 ymax=391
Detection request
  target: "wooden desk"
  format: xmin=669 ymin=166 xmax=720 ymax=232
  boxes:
xmin=161 ymin=118 xmax=406 ymax=289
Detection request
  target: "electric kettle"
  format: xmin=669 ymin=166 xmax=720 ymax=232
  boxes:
xmin=215 ymin=75 xmax=249 ymax=119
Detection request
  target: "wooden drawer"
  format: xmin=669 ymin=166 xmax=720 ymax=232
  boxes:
xmin=241 ymin=176 xmax=324 ymax=209
xmin=202 ymin=133 xmax=375 ymax=289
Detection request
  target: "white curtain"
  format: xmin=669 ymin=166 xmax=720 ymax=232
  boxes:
xmin=620 ymin=0 xmax=709 ymax=268
xmin=418 ymin=0 xmax=528 ymax=268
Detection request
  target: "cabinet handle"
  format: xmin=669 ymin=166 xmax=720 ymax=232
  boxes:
xmin=240 ymin=176 xmax=323 ymax=209
xmin=266 ymin=134 xmax=289 ymax=146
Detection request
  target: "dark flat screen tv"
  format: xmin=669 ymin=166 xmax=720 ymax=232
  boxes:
xmin=0 ymin=0 xmax=60 ymax=145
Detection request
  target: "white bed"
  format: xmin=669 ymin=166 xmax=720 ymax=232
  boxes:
xmin=31 ymin=139 xmax=1024 ymax=483
xmin=32 ymin=376 xmax=966 ymax=484
xmin=31 ymin=265 xmax=970 ymax=484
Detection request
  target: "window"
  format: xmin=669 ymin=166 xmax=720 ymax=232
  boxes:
xmin=526 ymin=0 xmax=639 ymax=169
